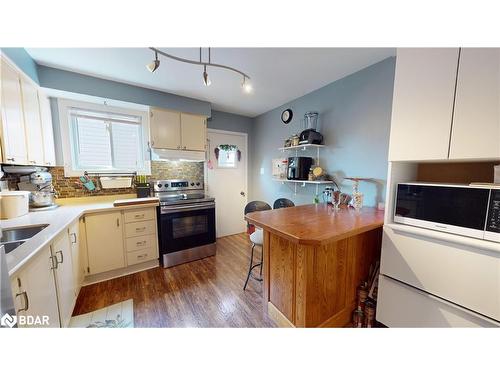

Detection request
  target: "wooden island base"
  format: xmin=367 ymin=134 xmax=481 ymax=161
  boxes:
xmin=246 ymin=205 xmax=384 ymax=328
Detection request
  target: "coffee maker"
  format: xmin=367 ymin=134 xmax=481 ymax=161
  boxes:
xmin=287 ymin=157 xmax=313 ymax=180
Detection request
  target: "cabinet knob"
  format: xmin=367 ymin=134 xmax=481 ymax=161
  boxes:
xmin=183 ymin=146 xmax=187 ymax=150
xmin=6 ymin=157 xmax=15 ymax=161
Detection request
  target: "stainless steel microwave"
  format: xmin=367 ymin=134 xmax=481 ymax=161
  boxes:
xmin=394 ymin=183 xmax=500 ymax=243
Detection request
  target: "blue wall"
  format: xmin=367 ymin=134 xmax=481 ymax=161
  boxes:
xmin=250 ymin=57 xmax=396 ymax=207
xmin=1 ymin=48 xmax=39 ymax=84
xmin=38 ymin=65 xmax=211 ymax=116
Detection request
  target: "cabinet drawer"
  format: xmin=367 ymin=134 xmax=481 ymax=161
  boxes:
xmin=125 ymin=220 xmax=156 ymax=237
xmin=126 ymin=247 xmax=157 ymax=266
xmin=124 ymin=208 xmax=155 ymax=223
xmin=125 ymin=234 xmax=156 ymax=253
xmin=381 ymin=225 xmax=500 ymax=321
xmin=377 ymin=275 xmax=499 ymax=327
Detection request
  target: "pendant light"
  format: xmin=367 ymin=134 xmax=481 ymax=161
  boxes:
xmin=146 ymin=50 xmax=160 ymax=73
xmin=241 ymin=75 xmax=252 ymax=93
xmin=203 ymin=65 xmax=211 ymax=86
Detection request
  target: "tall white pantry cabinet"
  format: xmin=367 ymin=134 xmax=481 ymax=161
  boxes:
xmin=0 ymin=54 xmax=56 ymax=166
xmin=389 ymin=48 xmax=500 ymax=161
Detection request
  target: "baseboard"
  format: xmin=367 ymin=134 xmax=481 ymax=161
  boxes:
xmin=82 ymin=259 xmax=159 ymax=286
xmin=268 ymin=302 xmax=295 ymax=328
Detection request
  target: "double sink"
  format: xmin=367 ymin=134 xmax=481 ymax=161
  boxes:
xmin=0 ymin=224 xmax=49 ymax=254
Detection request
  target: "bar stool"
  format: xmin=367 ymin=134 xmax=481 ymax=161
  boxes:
xmin=273 ymin=198 xmax=295 ymax=209
xmin=243 ymin=201 xmax=271 ymax=290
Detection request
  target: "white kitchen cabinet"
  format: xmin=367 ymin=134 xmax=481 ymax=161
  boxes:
xmin=0 ymin=57 xmax=28 ymax=164
xmin=68 ymin=220 xmax=84 ymax=296
xmin=85 ymin=211 xmax=125 ymax=274
xmin=388 ymin=48 xmax=460 ymax=161
xmin=20 ymin=78 xmax=44 ymax=165
xmin=10 ymin=245 xmax=60 ymax=328
xmin=150 ymin=108 xmax=181 ymax=149
xmin=449 ymin=48 xmax=500 ymax=160
xmin=39 ymin=93 xmax=56 ymax=166
xmin=52 ymin=231 xmax=76 ymax=328
xmin=180 ymin=113 xmax=206 ymax=151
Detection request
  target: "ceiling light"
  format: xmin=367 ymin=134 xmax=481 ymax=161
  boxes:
xmin=203 ymin=65 xmax=211 ymax=86
xmin=242 ymin=76 xmax=252 ymax=93
xmin=146 ymin=51 xmax=160 ymax=73
xmin=148 ymin=47 xmax=251 ymax=90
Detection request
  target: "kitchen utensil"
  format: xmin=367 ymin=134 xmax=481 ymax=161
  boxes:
xmin=30 ymin=191 xmax=57 ymax=207
xmin=0 ymin=191 xmax=30 ymax=219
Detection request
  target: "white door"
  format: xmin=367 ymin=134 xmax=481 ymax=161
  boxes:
xmin=449 ymin=48 xmax=500 ymax=159
xmin=150 ymin=108 xmax=181 ymax=149
xmin=180 ymin=113 xmax=206 ymax=151
xmin=0 ymin=58 xmax=28 ymax=164
xmin=207 ymin=130 xmax=248 ymax=237
xmin=85 ymin=212 xmax=125 ymax=274
xmin=388 ymin=48 xmax=459 ymax=161
xmin=39 ymin=93 xmax=57 ymax=166
xmin=20 ymin=78 xmax=44 ymax=165
xmin=52 ymin=231 xmax=75 ymax=328
xmin=11 ymin=245 xmax=61 ymax=328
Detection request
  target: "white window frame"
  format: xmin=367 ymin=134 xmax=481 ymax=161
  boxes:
xmin=58 ymin=99 xmax=151 ymax=177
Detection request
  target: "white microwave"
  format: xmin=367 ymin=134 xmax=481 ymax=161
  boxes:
xmin=394 ymin=183 xmax=500 ymax=243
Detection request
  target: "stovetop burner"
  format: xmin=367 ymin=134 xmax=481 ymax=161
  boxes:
xmin=152 ymin=179 xmax=214 ymax=206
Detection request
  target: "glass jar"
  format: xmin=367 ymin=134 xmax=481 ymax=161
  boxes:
xmin=291 ymin=134 xmax=300 ymax=146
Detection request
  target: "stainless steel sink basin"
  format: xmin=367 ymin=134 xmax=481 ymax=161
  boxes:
xmin=2 ymin=241 xmax=26 ymax=254
xmin=0 ymin=224 xmax=49 ymax=243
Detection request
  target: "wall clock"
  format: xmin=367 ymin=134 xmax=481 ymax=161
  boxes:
xmin=281 ymin=108 xmax=293 ymax=124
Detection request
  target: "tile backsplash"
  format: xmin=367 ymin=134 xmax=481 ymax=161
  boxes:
xmin=1 ymin=160 xmax=205 ymax=198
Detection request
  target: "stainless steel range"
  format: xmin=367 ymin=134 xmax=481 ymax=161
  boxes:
xmin=153 ymin=179 xmax=216 ymax=268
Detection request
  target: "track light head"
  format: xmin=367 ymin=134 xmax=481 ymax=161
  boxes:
xmin=146 ymin=51 xmax=160 ymax=73
xmin=242 ymin=76 xmax=252 ymax=93
xmin=203 ymin=65 xmax=211 ymax=86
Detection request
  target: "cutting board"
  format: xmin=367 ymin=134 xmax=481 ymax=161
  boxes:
xmin=113 ymin=197 xmax=159 ymax=207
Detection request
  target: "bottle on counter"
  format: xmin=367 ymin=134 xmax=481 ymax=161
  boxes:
xmin=357 ymin=283 xmax=368 ymax=311
xmin=352 ymin=308 xmax=364 ymax=328
xmin=364 ymin=299 xmax=376 ymax=328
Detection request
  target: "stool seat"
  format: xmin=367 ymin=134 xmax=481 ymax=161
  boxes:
xmin=249 ymin=228 xmax=263 ymax=245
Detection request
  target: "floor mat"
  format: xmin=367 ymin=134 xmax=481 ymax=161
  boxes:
xmin=69 ymin=299 xmax=134 ymax=328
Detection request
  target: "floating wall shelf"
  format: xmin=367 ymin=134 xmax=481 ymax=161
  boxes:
xmin=278 ymin=144 xmax=325 ymax=152
xmin=273 ymin=178 xmax=336 ymax=194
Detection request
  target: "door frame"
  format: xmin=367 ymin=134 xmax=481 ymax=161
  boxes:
xmin=206 ymin=128 xmax=249 ymax=230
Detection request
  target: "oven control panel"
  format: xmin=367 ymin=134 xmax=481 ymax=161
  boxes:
xmin=153 ymin=179 xmax=203 ymax=192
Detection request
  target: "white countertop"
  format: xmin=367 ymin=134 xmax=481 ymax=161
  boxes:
xmin=1 ymin=195 xmax=159 ymax=276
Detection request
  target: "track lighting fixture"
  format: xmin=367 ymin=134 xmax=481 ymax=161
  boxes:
xmin=203 ymin=65 xmax=211 ymax=86
xmin=147 ymin=47 xmax=252 ymax=91
xmin=146 ymin=51 xmax=160 ymax=73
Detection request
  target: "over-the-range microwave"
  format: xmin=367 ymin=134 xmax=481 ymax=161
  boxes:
xmin=394 ymin=183 xmax=500 ymax=243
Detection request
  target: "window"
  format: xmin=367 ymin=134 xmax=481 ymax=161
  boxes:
xmin=59 ymin=100 xmax=150 ymax=176
xmin=217 ymin=149 xmax=237 ymax=168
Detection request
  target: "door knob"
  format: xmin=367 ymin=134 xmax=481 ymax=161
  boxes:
xmin=240 ymin=191 xmax=245 ymax=196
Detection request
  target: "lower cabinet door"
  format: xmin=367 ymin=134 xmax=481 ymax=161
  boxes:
xmin=85 ymin=212 xmax=125 ymax=274
xmin=377 ymin=275 xmax=500 ymax=328
xmin=68 ymin=220 xmax=83 ymax=296
xmin=52 ymin=232 xmax=76 ymax=328
xmin=11 ymin=246 xmax=60 ymax=328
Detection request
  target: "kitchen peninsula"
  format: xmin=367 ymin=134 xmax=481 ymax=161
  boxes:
xmin=246 ymin=204 xmax=384 ymax=328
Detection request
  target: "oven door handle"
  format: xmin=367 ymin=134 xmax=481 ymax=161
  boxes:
xmin=161 ymin=202 xmax=215 ymax=213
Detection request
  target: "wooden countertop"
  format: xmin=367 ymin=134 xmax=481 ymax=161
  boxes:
xmin=245 ymin=204 xmax=384 ymax=245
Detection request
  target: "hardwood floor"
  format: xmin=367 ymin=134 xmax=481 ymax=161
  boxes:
xmin=73 ymin=233 xmax=276 ymax=327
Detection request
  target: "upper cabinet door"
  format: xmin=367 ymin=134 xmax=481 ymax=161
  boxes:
xmin=0 ymin=59 xmax=28 ymax=164
xmin=150 ymin=108 xmax=181 ymax=149
xmin=388 ymin=48 xmax=460 ymax=161
xmin=39 ymin=94 xmax=56 ymax=166
xmin=20 ymin=79 xmax=44 ymax=165
xmin=449 ymin=48 xmax=500 ymax=160
xmin=180 ymin=113 xmax=206 ymax=151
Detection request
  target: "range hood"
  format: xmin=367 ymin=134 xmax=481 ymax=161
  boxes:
xmin=152 ymin=149 xmax=206 ymax=162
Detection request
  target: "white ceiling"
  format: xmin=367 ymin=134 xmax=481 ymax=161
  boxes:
xmin=26 ymin=48 xmax=395 ymax=117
